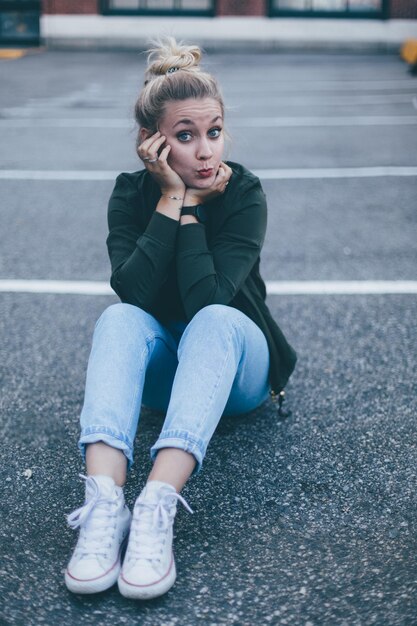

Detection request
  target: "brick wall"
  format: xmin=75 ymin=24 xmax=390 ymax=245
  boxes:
xmin=389 ymin=0 xmax=417 ymax=19
xmin=41 ymin=0 xmax=417 ymax=18
xmin=42 ymin=0 xmax=98 ymax=14
xmin=216 ymin=0 xmax=266 ymax=16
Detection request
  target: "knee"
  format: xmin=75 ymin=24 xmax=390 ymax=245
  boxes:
xmin=178 ymin=304 xmax=245 ymax=359
xmin=191 ymin=304 xmax=243 ymax=329
xmin=186 ymin=305 xmax=245 ymax=343
xmin=97 ymin=302 xmax=137 ymax=323
xmin=95 ymin=302 xmax=149 ymax=331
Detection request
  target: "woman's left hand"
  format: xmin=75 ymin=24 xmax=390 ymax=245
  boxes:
xmin=183 ymin=162 xmax=233 ymax=206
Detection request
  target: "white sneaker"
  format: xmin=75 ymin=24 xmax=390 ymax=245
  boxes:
xmin=118 ymin=480 xmax=193 ymax=600
xmin=65 ymin=474 xmax=131 ymax=594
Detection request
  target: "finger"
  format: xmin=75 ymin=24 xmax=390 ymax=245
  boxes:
xmin=140 ymin=130 xmax=160 ymax=148
xmin=138 ymin=131 xmax=162 ymax=157
xmin=223 ymin=164 xmax=233 ymax=182
xmin=139 ymin=135 xmax=166 ymax=161
xmin=221 ymin=162 xmax=232 ymax=177
xmin=218 ymin=164 xmax=231 ymax=191
xmin=141 ymin=130 xmax=161 ymax=146
xmin=141 ymin=134 xmax=165 ymax=156
xmin=158 ymin=144 xmax=171 ymax=162
xmin=215 ymin=166 xmax=227 ymax=184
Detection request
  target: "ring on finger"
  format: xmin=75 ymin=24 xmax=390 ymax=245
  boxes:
xmin=142 ymin=156 xmax=150 ymax=162
xmin=148 ymin=157 xmax=158 ymax=163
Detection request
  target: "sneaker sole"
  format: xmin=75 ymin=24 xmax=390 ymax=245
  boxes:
xmin=65 ymin=537 xmax=128 ymax=594
xmin=117 ymin=557 xmax=176 ymax=600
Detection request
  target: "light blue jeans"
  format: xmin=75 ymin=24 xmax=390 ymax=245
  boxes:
xmin=78 ymin=303 xmax=271 ymax=476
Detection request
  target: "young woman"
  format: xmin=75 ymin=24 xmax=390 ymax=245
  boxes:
xmin=65 ymin=36 xmax=297 ymax=600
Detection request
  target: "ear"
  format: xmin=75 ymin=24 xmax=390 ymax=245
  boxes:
xmin=139 ymin=127 xmax=153 ymax=143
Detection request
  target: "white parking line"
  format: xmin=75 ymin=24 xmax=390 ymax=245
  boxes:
xmin=0 ymin=116 xmax=416 ymax=128
xmin=0 ymin=280 xmax=113 ymax=295
xmin=2 ymin=93 xmax=415 ymax=116
xmin=234 ymin=116 xmax=417 ymax=127
xmin=228 ymin=94 xmax=417 ymax=106
xmin=1 ymin=280 xmax=416 ymax=296
xmin=0 ymin=170 xmax=120 ymax=181
xmin=0 ymin=118 xmax=133 ymax=128
xmin=223 ymin=80 xmax=417 ymax=92
xmin=255 ymin=167 xmax=417 ymax=179
xmin=266 ymin=281 xmax=417 ymax=295
xmin=1 ymin=167 xmax=416 ymax=181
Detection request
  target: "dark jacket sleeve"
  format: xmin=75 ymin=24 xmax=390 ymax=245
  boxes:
xmin=106 ymin=173 xmax=179 ymax=309
xmin=176 ymin=179 xmax=267 ymax=320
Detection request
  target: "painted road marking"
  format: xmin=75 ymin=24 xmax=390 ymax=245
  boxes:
xmin=254 ymin=167 xmax=417 ymax=179
xmin=2 ymin=93 xmax=416 ymax=117
xmin=0 ymin=49 xmax=26 ymax=60
xmin=234 ymin=116 xmax=417 ymax=127
xmin=1 ymin=167 xmax=416 ymax=181
xmin=222 ymin=79 xmax=417 ymax=91
xmin=0 ymin=170 xmax=120 ymax=181
xmin=266 ymin=281 xmax=417 ymax=295
xmin=0 ymin=280 xmax=416 ymax=296
xmin=0 ymin=115 xmax=416 ymax=128
xmin=227 ymin=94 xmax=417 ymax=106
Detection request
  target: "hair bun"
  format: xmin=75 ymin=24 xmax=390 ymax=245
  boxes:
xmin=144 ymin=35 xmax=202 ymax=83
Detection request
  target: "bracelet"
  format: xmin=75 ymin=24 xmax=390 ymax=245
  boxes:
xmin=162 ymin=194 xmax=183 ymax=201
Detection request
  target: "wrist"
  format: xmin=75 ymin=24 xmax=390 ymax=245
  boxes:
xmin=180 ymin=203 xmax=207 ymax=225
xmin=156 ymin=195 xmax=182 ymax=221
xmin=183 ymin=193 xmax=200 ymax=207
xmin=161 ymin=187 xmax=185 ymax=198
xmin=180 ymin=215 xmax=198 ymax=225
xmin=161 ymin=193 xmax=184 ymax=203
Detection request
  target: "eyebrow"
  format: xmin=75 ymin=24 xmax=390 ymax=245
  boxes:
xmin=173 ymin=115 xmax=222 ymax=129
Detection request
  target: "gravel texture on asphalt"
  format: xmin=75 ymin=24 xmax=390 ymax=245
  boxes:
xmin=1 ymin=48 xmax=416 ymax=625
xmin=1 ymin=293 xmax=416 ymax=625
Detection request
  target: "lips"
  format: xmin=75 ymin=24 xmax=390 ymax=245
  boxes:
xmin=197 ymin=168 xmax=213 ymax=178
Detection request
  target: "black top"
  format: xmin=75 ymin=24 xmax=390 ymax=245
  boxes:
xmin=106 ymin=160 xmax=297 ymax=394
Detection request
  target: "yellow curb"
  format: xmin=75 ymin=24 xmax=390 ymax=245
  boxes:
xmin=400 ymin=39 xmax=417 ymax=65
xmin=0 ymin=49 xmax=27 ymax=60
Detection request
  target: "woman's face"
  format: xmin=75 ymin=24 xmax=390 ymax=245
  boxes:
xmin=157 ymin=97 xmax=225 ymax=189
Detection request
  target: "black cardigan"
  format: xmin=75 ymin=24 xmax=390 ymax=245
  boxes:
xmin=106 ymin=160 xmax=297 ymax=395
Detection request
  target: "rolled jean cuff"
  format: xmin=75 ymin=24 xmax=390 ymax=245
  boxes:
xmin=78 ymin=426 xmax=134 ymax=471
xmin=149 ymin=429 xmax=206 ymax=476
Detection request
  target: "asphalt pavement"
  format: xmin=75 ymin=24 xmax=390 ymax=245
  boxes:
xmin=0 ymin=49 xmax=417 ymax=625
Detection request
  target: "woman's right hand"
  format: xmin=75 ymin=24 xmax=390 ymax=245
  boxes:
xmin=137 ymin=131 xmax=185 ymax=197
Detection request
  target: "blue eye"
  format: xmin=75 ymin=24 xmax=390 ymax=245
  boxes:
xmin=209 ymin=127 xmax=222 ymax=138
xmin=177 ymin=131 xmax=192 ymax=142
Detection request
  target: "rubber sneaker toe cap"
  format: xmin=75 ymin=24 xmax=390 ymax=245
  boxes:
xmin=67 ymin=557 xmax=110 ymax=582
xmin=122 ymin=559 xmax=171 ymax=586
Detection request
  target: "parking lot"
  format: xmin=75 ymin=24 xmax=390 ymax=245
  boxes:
xmin=1 ymin=48 xmax=417 ymax=625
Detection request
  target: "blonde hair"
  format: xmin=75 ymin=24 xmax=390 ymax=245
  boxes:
xmin=134 ymin=35 xmax=231 ymax=154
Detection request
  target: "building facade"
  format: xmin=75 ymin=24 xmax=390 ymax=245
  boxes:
xmin=40 ymin=1 xmax=417 ymax=19
xmin=1 ymin=0 xmax=416 ymax=46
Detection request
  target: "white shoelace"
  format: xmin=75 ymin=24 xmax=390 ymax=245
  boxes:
xmin=67 ymin=474 xmax=119 ymax=559
xmin=127 ymin=491 xmax=193 ymax=563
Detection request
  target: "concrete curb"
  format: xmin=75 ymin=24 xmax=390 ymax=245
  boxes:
xmin=40 ymin=16 xmax=417 ymax=53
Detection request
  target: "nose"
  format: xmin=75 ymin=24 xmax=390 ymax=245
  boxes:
xmin=196 ymin=136 xmax=213 ymax=161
